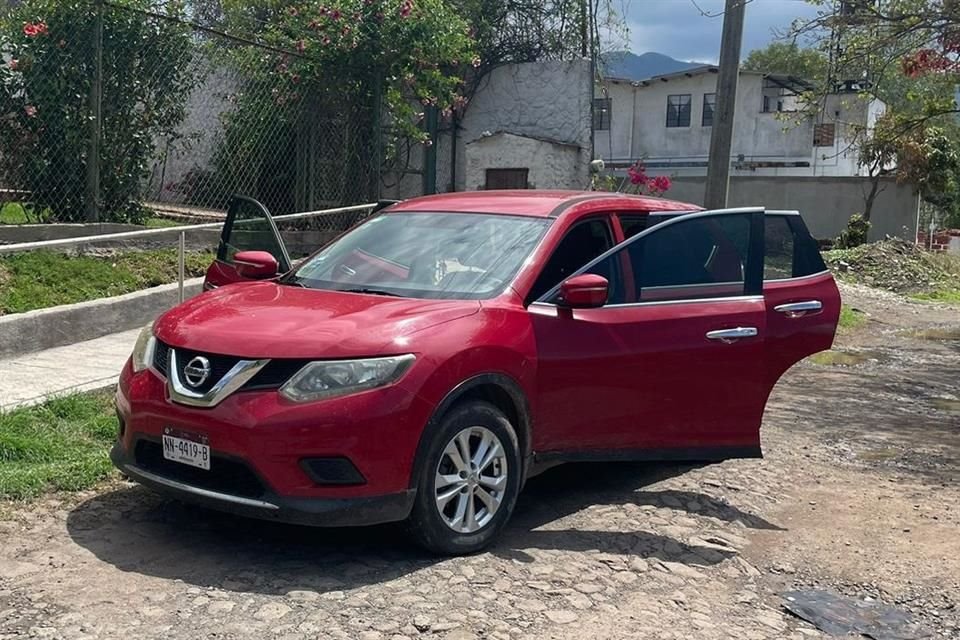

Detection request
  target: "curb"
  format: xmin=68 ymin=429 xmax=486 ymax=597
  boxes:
xmin=0 ymin=278 xmax=205 ymax=359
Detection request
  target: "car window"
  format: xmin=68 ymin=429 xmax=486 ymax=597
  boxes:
xmin=764 ymin=215 xmax=795 ymax=279
xmin=528 ymin=218 xmax=614 ymax=301
xmin=787 ymin=215 xmax=828 ymax=277
xmin=220 ymin=198 xmax=288 ymax=267
xmin=286 ymin=212 xmax=550 ymax=300
xmin=619 ymin=215 xmax=649 ymax=239
xmin=765 ymin=214 xmax=828 ymax=279
xmin=556 ymin=213 xmax=753 ymax=304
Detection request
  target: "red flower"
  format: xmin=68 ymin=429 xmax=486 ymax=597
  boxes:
xmin=627 ymin=163 xmax=647 ymax=185
xmin=24 ymin=105 xmax=37 ymax=118
xmin=651 ymin=175 xmax=671 ymax=193
xmin=8 ymin=59 xmax=18 ymax=71
xmin=330 ymin=9 xmax=341 ymax=20
xmin=23 ymin=21 xmax=48 ymax=37
xmin=400 ymin=1 xmax=413 ymax=17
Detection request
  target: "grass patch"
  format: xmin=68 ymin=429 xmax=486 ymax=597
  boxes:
xmin=0 ymin=202 xmax=29 ymax=224
xmin=0 ymin=248 xmax=215 ymax=315
xmin=839 ymin=305 xmax=867 ymax=329
xmin=911 ymin=289 xmax=960 ymax=303
xmin=0 ymin=392 xmax=117 ymax=500
xmin=144 ymin=216 xmax=185 ymax=228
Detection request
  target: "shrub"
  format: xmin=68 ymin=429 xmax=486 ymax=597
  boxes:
xmin=0 ymin=0 xmax=198 ymax=222
xmin=836 ymin=213 xmax=871 ymax=249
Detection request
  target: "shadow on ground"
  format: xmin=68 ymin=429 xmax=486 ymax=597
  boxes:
xmin=66 ymin=461 xmax=780 ymax=595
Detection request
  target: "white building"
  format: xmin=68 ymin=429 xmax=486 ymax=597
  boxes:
xmin=593 ymin=66 xmax=885 ymax=178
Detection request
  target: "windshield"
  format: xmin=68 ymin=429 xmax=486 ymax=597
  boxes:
xmin=285 ymin=212 xmax=551 ymax=299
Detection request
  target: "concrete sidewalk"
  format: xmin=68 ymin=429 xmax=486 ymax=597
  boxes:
xmin=0 ymin=328 xmax=140 ymax=411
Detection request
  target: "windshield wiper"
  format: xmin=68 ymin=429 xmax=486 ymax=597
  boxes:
xmin=339 ymin=287 xmax=402 ymax=297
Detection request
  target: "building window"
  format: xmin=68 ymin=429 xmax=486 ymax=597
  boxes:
xmin=593 ymin=98 xmax=611 ymax=130
xmin=813 ymin=123 xmax=836 ymax=147
xmin=485 ymin=168 xmax=529 ymax=190
xmin=702 ymin=93 xmax=716 ymax=127
xmin=666 ymin=94 xmax=692 ymax=128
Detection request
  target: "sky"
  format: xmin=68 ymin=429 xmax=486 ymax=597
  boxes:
xmin=620 ymin=0 xmax=823 ymax=63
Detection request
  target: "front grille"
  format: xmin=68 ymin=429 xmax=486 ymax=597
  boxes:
xmin=134 ymin=440 xmax=266 ymax=499
xmin=153 ymin=341 xmax=170 ymax=376
xmin=153 ymin=340 xmax=306 ymax=391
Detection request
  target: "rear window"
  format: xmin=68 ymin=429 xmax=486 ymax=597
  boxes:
xmin=765 ymin=214 xmax=826 ymax=279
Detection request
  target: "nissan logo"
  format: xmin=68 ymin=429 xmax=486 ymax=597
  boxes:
xmin=182 ymin=356 xmax=212 ymax=388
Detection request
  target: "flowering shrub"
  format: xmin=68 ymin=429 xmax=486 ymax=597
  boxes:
xmin=624 ymin=161 xmax=671 ymax=196
xmin=0 ymin=1 xmax=196 ymax=222
xmin=185 ymin=0 xmax=475 ymax=210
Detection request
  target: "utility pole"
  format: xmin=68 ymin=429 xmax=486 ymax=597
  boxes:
xmin=704 ymin=0 xmax=746 ymax=209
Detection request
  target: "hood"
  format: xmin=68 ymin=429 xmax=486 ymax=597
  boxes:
xmin=154 ymin=281 xmax=480 ymax=358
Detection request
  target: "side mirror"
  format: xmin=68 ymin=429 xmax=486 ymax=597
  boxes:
xmin=233 ymin=250 xmax=279 ymax=279
xmin=559 ymin=274 xmax=608 ymax=308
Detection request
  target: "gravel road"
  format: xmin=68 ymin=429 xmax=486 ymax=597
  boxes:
xmin=1 ymin=284 xmax=958 ymax=640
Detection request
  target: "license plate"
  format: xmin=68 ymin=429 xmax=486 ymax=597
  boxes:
xmin=162 ymin=427 xmax=210 ymax=470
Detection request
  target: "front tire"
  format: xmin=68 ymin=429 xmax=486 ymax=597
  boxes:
xmin=407 ymin=401 xmax=521 ymax=555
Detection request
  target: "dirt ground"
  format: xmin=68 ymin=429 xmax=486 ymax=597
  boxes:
xmin=1 ymin=283 xmax=958 ymax=640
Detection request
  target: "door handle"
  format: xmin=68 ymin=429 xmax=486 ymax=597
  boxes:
xmin=706 ymin=327 xmax=759 ymax=343
xmin=774 ymin=300 xmax=822 ymax=318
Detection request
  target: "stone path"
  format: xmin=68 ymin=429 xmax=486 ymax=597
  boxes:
xmin=0 ymin=328 xmax=138 ymax=410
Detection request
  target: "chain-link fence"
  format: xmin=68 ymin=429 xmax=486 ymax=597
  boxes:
xmin=0 ymin=0 xmax=382 ymax=226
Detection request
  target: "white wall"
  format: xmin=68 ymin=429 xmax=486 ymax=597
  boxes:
xmin=464 ymin=133 xmax=582 ymax=191
xmin=381 ymin=60 xmax=593 ymax=199
xmin=596 ymin=72 xmax=881 ymax=179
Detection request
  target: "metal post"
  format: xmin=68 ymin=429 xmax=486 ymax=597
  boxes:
xmin=422 ymin=105 xmax=438 ymax=195
xmin=178 ymin=231 xmax=186 ymax=303
xmin=704 ymin=0 xmax=746 ymax=209
xmin=84 ymin=0 xmax=104 ymax=222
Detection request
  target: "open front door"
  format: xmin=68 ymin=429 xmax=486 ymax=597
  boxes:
xmin=529 ymin=207 xmax=769 ymax=461
xmin=204 ymin=196 xmax=292 ymax=289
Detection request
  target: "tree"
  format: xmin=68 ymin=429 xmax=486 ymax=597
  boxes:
xmin=742 ymin=41 xmax=829 ymax=86
xmin=0 ymin=0 xmax=198 ymax=222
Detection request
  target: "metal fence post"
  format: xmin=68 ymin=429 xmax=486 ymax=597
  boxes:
xmin=84 ymin=0 xmax=104 ymax=222
xmin=178 ymin=231 xmax=186 ymax=303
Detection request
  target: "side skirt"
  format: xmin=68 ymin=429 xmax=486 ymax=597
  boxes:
xmin=532 ymin=445 xmax=762 ymax=468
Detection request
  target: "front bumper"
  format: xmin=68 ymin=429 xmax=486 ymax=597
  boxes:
xmin=111 ymin=440 xmax=416 ymax=527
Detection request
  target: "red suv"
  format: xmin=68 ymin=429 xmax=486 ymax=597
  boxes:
xmin=112 ymin=191 xmax=840 ymax=554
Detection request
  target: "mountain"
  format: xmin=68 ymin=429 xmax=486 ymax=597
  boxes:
xmin=602 ymin=51 xmax=706 ymax=81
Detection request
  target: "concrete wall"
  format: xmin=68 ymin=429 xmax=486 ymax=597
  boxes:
xmin=664 ymin=176 xmax=919 ymax=241
xmin=382 ymin=60 xmax=593 ymax=199
xmin=596 ymin=72 xmax=881 ymax=178
xmin=464 ymin=133 xmax=583 ymax=191
xmin=665 ymin=176 xmax=920 ymax=242
xmin=596 ymin=73 xmax=813 ymax=169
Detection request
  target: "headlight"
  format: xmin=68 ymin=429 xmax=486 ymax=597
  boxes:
xmin=280 ymin=354 xmax=415 ymax=403
xmin=131 ymin=322 xmax=156 ymax=373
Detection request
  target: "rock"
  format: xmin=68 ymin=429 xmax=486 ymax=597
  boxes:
xmin=208 ymin=600 xmax=236 ymax=615
xmin=253 ymin=602 xmax=292 ymax=622
xmin=431 ymin=621 xmax=461 ymax=632
xmin=358 ymin=632 xmax=383 ymax=640
xmin=286 ymin=590 xmax=319 ymax=602
xmin=544 ymin=610 xmax=579 ymax=624
xmin=574 ymin=582 xmax=604 ymax=594
xmin=515 ymin=599 xmax=547 ymax=613
xmin=629 ymin=558 xmax=650 ymax=573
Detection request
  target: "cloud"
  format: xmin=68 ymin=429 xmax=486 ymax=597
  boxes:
xmin=621 ymin=0 xmax=822 ymax=62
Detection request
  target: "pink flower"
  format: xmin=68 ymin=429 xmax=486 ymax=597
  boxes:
xmin=24 ymin=105 xmax=37 ymax=118
xmin=627 ymin=164 xmax=647 ymax=185
xmin=8 ymin=59 xmax=18 ymax=71
xmin=287 ymin=6 xmax=299 ymax=16
xmin=330 ymin=9 xmax=341 ymax=20
xmin=400 ymin=1 xmax=413 ymax=17
xmin=322 ymin=36 xmax=331 ymax=45
xmin=651 ymin=175 xmax=671 ymax=193
xmin=23 ymin=23 xmax=38 ymax=37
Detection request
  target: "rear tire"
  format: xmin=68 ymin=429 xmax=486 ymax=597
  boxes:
xmin=406 ymin=401 xmax=521 ymax=555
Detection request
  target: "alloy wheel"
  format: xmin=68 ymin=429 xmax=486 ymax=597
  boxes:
xmin=434 ymin=426 xmax=508 ymax=533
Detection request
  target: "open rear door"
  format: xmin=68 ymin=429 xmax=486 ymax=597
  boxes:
xmin=204 ymin=196 xmax=291 ymax=289
xmin=762 ymin=211 xmax=841 ymax=383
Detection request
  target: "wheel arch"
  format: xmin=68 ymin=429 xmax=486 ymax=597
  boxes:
xmin=408 ymin=373 xmax=533 ymax=491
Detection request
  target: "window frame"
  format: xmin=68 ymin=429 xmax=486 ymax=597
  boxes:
xmin=666 ymin=94 xmax=692 ymax=128
xmin=593 ymin=97 xmax=612 ymax=131
xmin=702 ymin=93 xmax=716 ymax=127
xmin=534 ymin=208 xmax=765 ymax=307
